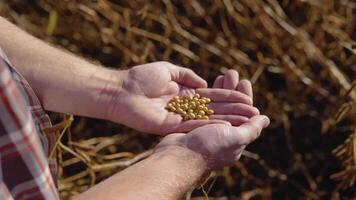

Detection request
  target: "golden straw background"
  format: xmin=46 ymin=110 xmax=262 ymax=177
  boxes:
xmin=0 ymin=0 xmax=355 ymax=199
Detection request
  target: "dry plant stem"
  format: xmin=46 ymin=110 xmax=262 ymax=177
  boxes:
xmin=46 ymin=115 xmax=154 ymax=199
xmin=48 ymin=115 xmax=74 ymax=159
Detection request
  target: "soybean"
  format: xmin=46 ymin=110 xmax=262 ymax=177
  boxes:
xmin=165 ymin=94 xmax=214 ymax=120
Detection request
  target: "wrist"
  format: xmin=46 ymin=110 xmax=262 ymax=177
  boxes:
xmin=153 ymin=145 xmax=209 ymax=175
xmin=62 ymin=65 xmax=127 ymax=120
xmin=75 ymin=143 xmax=210 ymax=200
xmin=98 ymin=68 xmax=128 ymax=121
xmin=149 ymin=145 xmax=209 ymax=196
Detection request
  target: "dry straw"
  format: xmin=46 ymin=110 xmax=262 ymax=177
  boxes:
xmin=0 ymin=0 xmax=355 ymax=199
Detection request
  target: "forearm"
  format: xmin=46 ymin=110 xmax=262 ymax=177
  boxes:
xmin=0 ymin=16 xmax=123 ymax=118
xmin=75 ymin=146 xmax=208 ymax=200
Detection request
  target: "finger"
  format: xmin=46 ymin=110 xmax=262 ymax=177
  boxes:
xmin=161 ymin=81 xmax=180 ymax=95
xmin=169 ymin=65 xmax=207 ymax=88
xmin=209 ymin=115 xmax=249 ymax=126
xmin=232 ymin=115 xmax=270 ymax=144
xmin=213 ymin=75 xmax=224 ymax=88
xmin=196 ymin=88 xmax=252 ymax=105
xmin=173 ymin=119 xmax=231 ymax=133
xmin=236 ymin=80 xmax=253 ymax=100
xmin=208 ymin=103 xmax=260 ymax=117
xmin=223 ymin=69 xmax=239 ymax=90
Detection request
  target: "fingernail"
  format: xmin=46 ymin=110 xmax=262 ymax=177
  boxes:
xmin=253 ymin=107 xmax=260 ymax=115
xmin=217 ymin=120 xmax=231 ymax=126
xmin=222 ymin=121 xmax=232 ymax=126
xmin=261 ymin=115 xmax=270 ymax=128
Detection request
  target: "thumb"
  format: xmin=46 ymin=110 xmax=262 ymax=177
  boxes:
xmin=231 ymin=115 xmax=270 ymax=144
xmin=168 ymin=65 xmax=207 ymax=88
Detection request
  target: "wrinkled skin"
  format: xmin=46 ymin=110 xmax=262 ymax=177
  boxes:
xmin=155 ymin=70 xmax=269 ymax=169
xmin=156 ymin=115 xmax=270 ymax=169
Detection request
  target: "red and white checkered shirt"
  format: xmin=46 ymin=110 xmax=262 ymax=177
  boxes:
xmin=0 ymin=48 xmax=59 ymax=200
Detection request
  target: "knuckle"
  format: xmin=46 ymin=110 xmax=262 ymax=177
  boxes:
xmin=252 ymin=107 xmax=260 ymax=115
xmin=226 ymin=69 xmax=237 ymax=75
xmin=185 ymin=68 xmax=194 ymax=74
xmin=232 ymin=104 xmax=242 ymax=113
xmin=228 ymin=90 xmax=236 ymax=99
xmin=157 ymin=61 xmax=173 ymax=67
xmin=245 ymin=96 xmax=253 ymax=105
xmin=240 ymin=79 xmax=251 ymax=85
xmin=249 ymin=123 xmax=260 ymax=135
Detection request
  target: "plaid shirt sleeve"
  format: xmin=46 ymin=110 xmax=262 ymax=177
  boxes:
xmin=0 ymin=51 xmax=59 ymax=199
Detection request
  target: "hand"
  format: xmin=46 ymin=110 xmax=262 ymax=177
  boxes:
xmin=106 ymin=62 xmax=256 ymax=134
xmin=199 ymin=69 xmax=258 ymax=126
xmin=155 ymin=115 xmax=270 ymax=170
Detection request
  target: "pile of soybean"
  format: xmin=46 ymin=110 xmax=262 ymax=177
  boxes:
xmin=166 ymin=94 xmax=214 ymax=120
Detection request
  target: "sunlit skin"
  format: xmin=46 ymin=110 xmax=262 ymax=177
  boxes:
xmin=0 ymin=17 xmax=269 ymax=200
xmin=75 ymin=71 xmax=269 ymax=200
xmin=155 ymin=115 xmax=270 ymax=169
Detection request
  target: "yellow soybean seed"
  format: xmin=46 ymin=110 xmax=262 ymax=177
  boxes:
xmin=166 ymin=94 xmax=214 ymax=121
xmin=177 ymin=108 xmax=184 ymax=114
xmin=168 ymin=106 xmax=176 ymax=111
xmin=188 ymin=113 xmax=195 ymax=119
xmin=197 ymin=105 xmax=204 ymax=110
xmin=202 ymin=116 xmax=209 ymax=120
xmin=181 ymin=104 xmax=189 ymax=110
xmin=199 ymin=99 xmax=207 ymax=104
xmin=207 ymin=109 xmax=214 ymax=115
